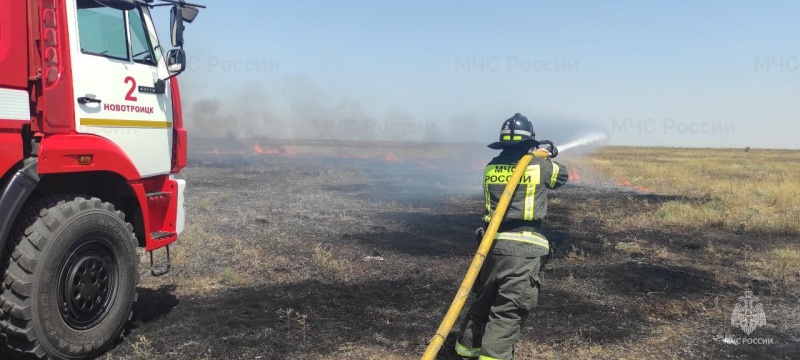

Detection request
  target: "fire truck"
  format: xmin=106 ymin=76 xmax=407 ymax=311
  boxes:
xmin=0 ymin=0 xmax=202 ymax=358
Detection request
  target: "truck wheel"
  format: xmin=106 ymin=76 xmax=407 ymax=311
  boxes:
xmin=0 ymin=195 xmax=138 ymax=359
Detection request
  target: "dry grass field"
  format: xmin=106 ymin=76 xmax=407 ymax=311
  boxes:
xmin=567 ymin=147 xmax=800 ymax=297
xmin=571 ymin=147 xmax=800 ymax=235
xmin=99 ymin=141 xmax=798 ymax=360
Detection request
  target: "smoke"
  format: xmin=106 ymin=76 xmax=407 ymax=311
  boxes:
xmin=183 ymin=78 xmax=608 ymax=157
xmin=185 ymin=82 xmax=286 ymax=140
xmin=183 ymin=79 xmax=433 ymax=142
xmin=182 ymin=77 xmax=614 ymax=204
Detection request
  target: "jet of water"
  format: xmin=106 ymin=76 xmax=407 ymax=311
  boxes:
xmin=556 ymin=131 xmax=608 ymax=153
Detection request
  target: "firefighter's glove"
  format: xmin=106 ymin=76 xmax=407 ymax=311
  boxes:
xmin=475 ymin=227 xmax=485 ymax=244
xmin=533 ymin=149 xmax=550 ymax=159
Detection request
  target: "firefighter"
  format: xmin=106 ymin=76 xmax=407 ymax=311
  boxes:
xmin=455 ymin=113 xmax=569 ymax=360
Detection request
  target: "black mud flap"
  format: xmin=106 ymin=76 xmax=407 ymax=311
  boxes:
xmin=0 ymin=159 xmax=39 ymax=252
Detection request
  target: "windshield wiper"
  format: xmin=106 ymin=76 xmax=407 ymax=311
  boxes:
xmin=81 ymin=48 xmax=126 ymax=61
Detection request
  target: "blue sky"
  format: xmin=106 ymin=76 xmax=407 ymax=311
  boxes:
xmin=151 ymin=0 xmax=799 ymax=148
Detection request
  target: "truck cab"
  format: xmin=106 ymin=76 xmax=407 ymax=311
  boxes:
xmin=0 ymin=1 xmax=202 ymax=358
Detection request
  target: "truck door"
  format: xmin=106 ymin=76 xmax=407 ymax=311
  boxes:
xmin=66 ymin=0 xmax=174 ymax=178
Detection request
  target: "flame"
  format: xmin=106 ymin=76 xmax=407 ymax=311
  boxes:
xmin=568 ymin=167 xmax=581 ymax=182
xmin=614 ymin=178 xmax=655 ymax=193
xmin=253 ymin=143 xmax=265 ymax=155
xmin=614 ymin=178 xmax=633 ymax=187
xmin=252 ymin=143 xmax=296 ymax=157
xmin=384 ymin=153 xmax=399 ymax=162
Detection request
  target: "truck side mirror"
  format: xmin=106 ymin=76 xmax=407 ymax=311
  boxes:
xmin=181 ymin=6 xmax=200 ymax=23
xmin=166 ymin=49 xmax=186 ymax=74
xmin=170 ymin=5 xmax=185 ymax=47
xmin=154 ymin=49 xmax=186 ymax=93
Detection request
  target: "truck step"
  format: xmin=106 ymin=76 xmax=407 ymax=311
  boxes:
xmin=145 ymin=191 xmax=171 ymax=206
xmin=150 ymin=231 xmax=176 ymax=241
xmin=149 ymin=245 xmax=171 ymax=277
xmin=145 ymin=191 xmax=171 ymax=198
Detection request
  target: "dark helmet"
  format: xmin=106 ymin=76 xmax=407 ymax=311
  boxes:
xmin=487 ymin=113 xmax=536 ymax=150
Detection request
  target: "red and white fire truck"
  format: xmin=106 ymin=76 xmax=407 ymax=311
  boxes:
xmin=0 ymin=0 xmax=202 ymax=358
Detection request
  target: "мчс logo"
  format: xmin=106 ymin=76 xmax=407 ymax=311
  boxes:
xmin=731 ymin=290 xmax=766 ymax=335
xmin=713 ymin=290 xmax=774 ymax=345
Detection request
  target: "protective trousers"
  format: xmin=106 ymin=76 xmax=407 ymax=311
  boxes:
xmin=455 ymin=252 xmax=542 ymax=360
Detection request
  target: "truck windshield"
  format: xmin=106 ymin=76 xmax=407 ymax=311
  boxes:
xmin=76 ymin=2 xmax=129 ymax=61
xmin=76 ymin=1 xmax=161 ymax=66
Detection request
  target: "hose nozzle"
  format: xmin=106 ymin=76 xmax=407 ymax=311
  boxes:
xmin=534 ymin=140 xmax=558 ymax=158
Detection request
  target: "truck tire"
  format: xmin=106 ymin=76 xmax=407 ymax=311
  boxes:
xmin=0 ymin=195 xmax=138 ymax=359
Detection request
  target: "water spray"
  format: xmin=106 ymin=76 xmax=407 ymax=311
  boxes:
xmin=530 ymin=131 xmax=607 ymax=159
xmin=555 ymin=131 xmax=608 ymax=153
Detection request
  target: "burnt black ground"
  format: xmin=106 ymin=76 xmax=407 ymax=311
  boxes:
xmin=96 ymin=140 xmax=799 ymax=360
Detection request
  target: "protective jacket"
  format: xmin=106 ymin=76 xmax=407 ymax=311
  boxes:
xmin=482 ymin=147 xmax=568 ymax=257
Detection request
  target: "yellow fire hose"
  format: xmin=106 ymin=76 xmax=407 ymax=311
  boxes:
xmin=420 ymin=151 xmax=535 ymax=360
